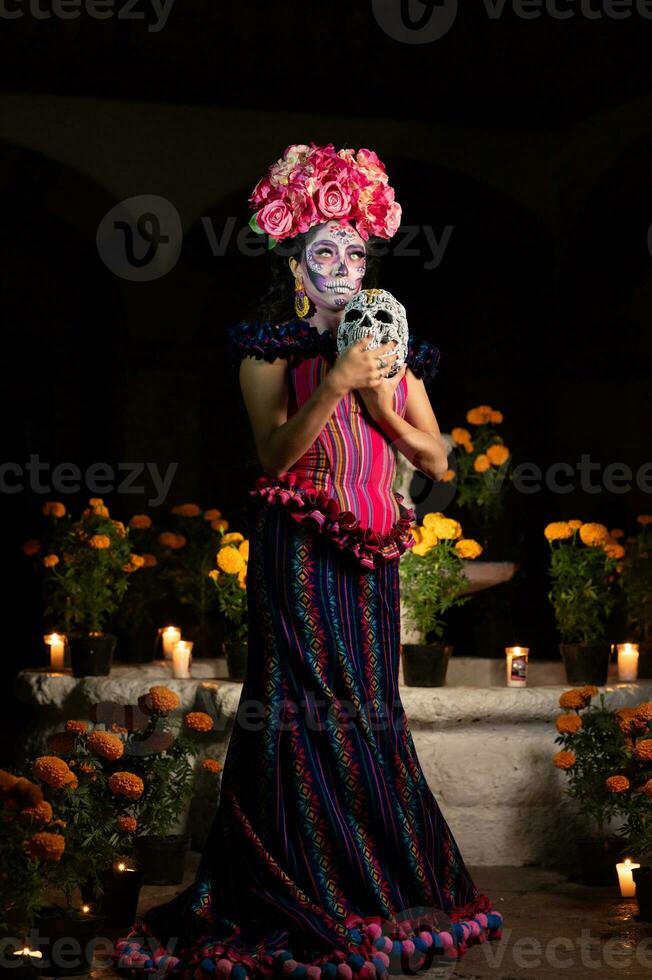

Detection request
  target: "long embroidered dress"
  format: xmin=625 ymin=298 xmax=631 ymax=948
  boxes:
xmin=116 ymin=319 xmax=503 ymax=980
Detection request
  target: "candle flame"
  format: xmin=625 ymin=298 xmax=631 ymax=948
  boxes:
xmin=15 ymin=948 xmax=43 ymax=959
xmin=81 ymin=904 xmax=91 ymax=913
xmin=117 ymin=862 xmax=126 ymax=871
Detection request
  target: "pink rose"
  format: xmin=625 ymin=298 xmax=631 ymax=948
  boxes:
xmin=256 ymin=200 xmax=295 ymax=240
xmin=383 ymin=200 xmax=402 ymax=238
xmin=317 ymin=181 xmax=351 ymax=219
xmin=248 ymin=176 xmax=274 ymax=206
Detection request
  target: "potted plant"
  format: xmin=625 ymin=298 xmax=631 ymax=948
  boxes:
xmin=25 ymin=498 xmax=143 ymax=677
xmin=209 ymin=533 xmax=249 ymax=680
xmin=553 ymin=688 xmax=652 ymax=894
xmin=113 ymin=513 xmax=163 ymax=663
xmin=544 ymin=521 xmax=621 ymax=685
xmin=158 ymin=504 xmax=230 ymax=657
xmin=620 ymin=516 xmax=652 ymax=678
xmin=399 ymin=513 xmax=483 ymax=686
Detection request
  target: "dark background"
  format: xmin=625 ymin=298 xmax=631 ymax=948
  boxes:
xmin=1 ymin=2 xmax=651 ymax=757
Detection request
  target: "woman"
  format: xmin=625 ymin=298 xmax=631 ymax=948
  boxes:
xmin=117 ymin=144 xmax=503 ymax=980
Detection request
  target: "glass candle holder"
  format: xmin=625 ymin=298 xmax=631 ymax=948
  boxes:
xmin=505 ymin=646 xmax=529 ymax=687
xmin=171 ymin=639 xmax=193 ymax=678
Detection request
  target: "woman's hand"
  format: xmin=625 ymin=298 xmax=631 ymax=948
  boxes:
xmin=327 ymin=335 xmax=401 ymax=397
xmin=356 ymin=360 xmax=407 ymax=420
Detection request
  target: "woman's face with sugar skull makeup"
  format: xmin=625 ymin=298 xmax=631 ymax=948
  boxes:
xmin=289 ymin=220 xmax=367 ymax=313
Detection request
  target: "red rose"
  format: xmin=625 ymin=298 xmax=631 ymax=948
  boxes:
xmin=317 ymin=181 xmax=351 ymax=219
xmin=256 ymin=201 xmax=294 ymax=239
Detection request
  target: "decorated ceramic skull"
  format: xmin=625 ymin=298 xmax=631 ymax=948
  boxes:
xmin=337 ymin=288 xmax=408 ymax=378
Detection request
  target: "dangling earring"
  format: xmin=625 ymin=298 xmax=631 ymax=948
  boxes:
xmin=294 ymin=274 xmax=311 ymax=319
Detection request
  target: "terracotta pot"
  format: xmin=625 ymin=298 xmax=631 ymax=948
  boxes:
xmin=400 ymin=642 xmax=452 ymax=687
xmin=560 ymin=642 xmax=611 ymax=685
xmin=222 ymin=640 xmax=248 ymax=681
xmin=68 ymin=633 xmax=116 ymax=678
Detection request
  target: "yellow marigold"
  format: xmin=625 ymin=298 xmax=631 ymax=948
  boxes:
xmin=559 ymin=689 xmax=586 ymax=710
xmin=25 ymin=831 xmax=66 ymax=862
xmin=637 ymin=515 xmax=652 ymax=525
xmin=609 ymin=528 xmax=624 ymax=539
xmin=423 ymin=513 xmax=461 ymax=540
xmin=455 ymin=539 xmax=483 ymax=560
xmin=579 ymin=523 xmax=609 ymax=547
xmin=238 ymin=540 xmax=249 ymax=561
xmin=171 ymin=503 xmax=202 ymax=517
xmin=544 ymin=522 xmax=572 ymax=542
xmin=222 ymin=532 xmax=244 ymax=545
xmin=65 ymin=720 xmax=87 ymax=734
xmin=108 ymin=772 xmax=144 ymax=800
xmin=411 ymin=542 xmax=433 ymax=557
xmin=211 ymin=518 xmax=229 ymax=532
xmin=141 ymin=553 xmax=157 ymax=568
xmin=606 ymin=775 xmax=630 ymax=793
xmin=489 ymin=410 xmax=503 ymax=424
xmin=149 ymin=686 xmax=180 ymax=713
xmin=19 ymin=800 xmax=53 ymax=824
xmin=42 ymin=501 xmax=66 ymax=518
xmin=237 ymin=570 xmax=247 ymax=589
xmin=184 ymin=712 xmax=214 ymax=733
xmin=466 ymin=405 xmax=494 ymax=425
xmin=451 ymin=427 xmax=471 ymax=445
xmin=129 ymin=514 xmax=152 ymax=530
xmin=604 ymin=541 xmax=625 ymax=560
xmin=568 ymin=520 xmax=583 ymax=530
xmin=217 ymin=547 xmax=245 ymax=575
xmin=553 ymin=750 xmax=576 ymax=770
xmin=43 ymin=554 xmax=60 ymax=568
xmin=86 ymin=731 xmax=124 ymax=761
xmin=204 ymin=509 xmax=222 ymax=521
xmin=555 ymin=713 xmax=582 ymax=734
xmin=116 ymin=815 xmax=138 ymax=833
xmin=202 ymin=758 xmax=222 ymax=774
xmin=634 ymin=739 xmax=652 ymax=762
xmin=439 ymin=469 xmax=456 ymax=482
xmin=46 ymin=732 xmax=75 ymax=754
xmin=486 ymin=444 xmax=510 ymax=466
xmin=33 ymin=756 xmax=76 ymax=789
xmin=22 ymin=539 xmax=42 ymax=556
xmin=473 ymin=454 xmax=491 ymax=474
xmin=89 ymin=534 xmax=111 ymax=550
xmin=635 ymin=701 xmax=652 ymax=722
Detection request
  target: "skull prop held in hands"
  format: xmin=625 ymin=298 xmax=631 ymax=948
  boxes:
xmin=337 ymin=289 xmax=408 ymax=378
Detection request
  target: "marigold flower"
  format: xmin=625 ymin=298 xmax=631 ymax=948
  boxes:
xmin=33 ymin=756 xmax=76 ymax=789
xmin=211 ymin=519 xmax=229 ymax=533
xmin=635 ymin=701 xmax=652 ymax=722
xmin=604 ymin=541 xmax=625 ymax=560
xmin=158 ymin=532 xmax=187 ymax=549
xmin=141 ymin=553 xmax=157 ymax=568
xmin=637 ymin=515 xmax=652 ymax=525
xmin=455 ymin=539 xmax=483 ymax=560
xmin=25 ymin=831 xmax=66 ymax=862
xmin=422 ymin=513 xmax=462 ymax=540
xmin=489 ymin=410 xmax=503 ymax=424
xmin=123 ymin=554 xmax=146 ymax=573
xmin=411 ymin=542 xmax=433 ymax=557
xmin=642 ymin=779 xmax=652 ymax=797
xmin=43 ymin=554 xmax=60 ymax=567
xmin=20 ymin=800 xmax=53 ymax=824
xmin=148 ymin=685 xmax=181 ymax=714
xmin=65 ymin=720 xmax=86 ymax=734
xmin=544 ymin=522 xmax=572 ymax=542
xmin=217 ymin=547 xmax=245 ymax=575
xmin=473 ymin=454 xmax=491 ymax=474
xmin=237 ymin=571 xmax=247 ymax=589
xmin=208 ymin=569 xmax=220 ymax=582
xmin=486 ymin=444 xmax=510 ymax=466
xmin=461 ymin=440 xmax=474 ymax=453
xmin=238 ymin=540 xmax=249 ymax=561
xmin=6 ymin=777 xmax=43 ymax=808
xmin=129 ymin=514 xmax=152 ymax=530
xmin=202 ymin=758 xmax=222 ymax=774
xmin=171 ymin=503 xmax=202 ymax=517
xmin=555 ymin=713 xmax=582 ymax=734
xmin=0 ymin=769 xmax=18 ymax=793
xmin=92 ymin=505 xmax=110 ymax=518
xmin=222 ymin=532 xmax=244 ymax=545
xmin=46 ymin=732 xmax=75 ymax=754
xmin=553 ymin=750 xmax=576 ymax=770
xmin=22 ymin=539 xmax=42 ymax=556
xmin=184 ymin=712 xmax=214 ymax=733
xmin=634 ymin=739 xmax=652 ymax=762
xmin=89 ymin=498 xmax=104 ymax=507
xmin=451 ymin=427 xmax=471 ymax=445
xmin=86 ymin=731 xmax=124 ymax=761
xmin=616 ymin=707 xmax=637 ymax=730
xmin=579 ymin=523 xmax=609 ymax=547
xmin=89 ymin=534 xmax=111 ymax=550
xmin=204 ymin=509 xmax=222 ymax=521
xmin=466 ymin=405 xmax=494 ymax=425
xmin=609 ymin=528 xmax=624 ymax=539
xmin=605 ymin=775 xmax=630 ymax=793
xmin=42 ymin=501 xmax=66 ymax=518
xmin=116 ymin=815 xmax=138 ymax=833
xmin=112 ymin=520 xmax=127 ymax=537
xmin=559 ymin=690 xmax=586 ymax=710
xmin=108 ymin=772 xmax=144 ymax=800
xmin=579 ymin=685 xmax=600 ymax=699
xmin=439 ymin=469 xmax=456 ymax=482
xmin=567 ymin=520 xmax=583 ymax=530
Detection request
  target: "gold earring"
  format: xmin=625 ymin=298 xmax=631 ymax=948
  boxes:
xmin=294 ymin=275 xmax=311 ymax=319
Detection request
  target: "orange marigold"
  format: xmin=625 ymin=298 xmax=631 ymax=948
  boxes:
xmin=142 ymin=553 xmax=157 ymax=568
xmin=579 ymin=523 xmax=609 ymax=547
xmin=42 ymin=501 xmax=66 ymax=518
xmin=33 ymin=756 xmax=76 ymax=789
xmin=609 ymin=528 xmax=625 ymax=539
xmin=171 ymin=503 xmax=202 ymax=517
xmin=559 ymin=690 xmax=586 ymax=710
xmin=451 ymin=427 xmax=471 ymax=445
xmin=553 ymin=750 xmax=576 ymax=770
xmin=579 ymin=685 xmax=600 ymax=699
xmin=129 ymin=514 xmax=152 ymax=530
xmin=637 ymin=515 xmax=652 ymax=525
xmin=635 ymin=702 xmax=652 ymax=722
xmin=473 ymin=454 xmax=491 ymax=474
xmin=19 ymin=800 xmax=53 ymax=824
xmin=489 ymin=409 xmax=503 ymax=424
xmin=6 ymin=777 xmax=43 ymax=808
xmin=116 ymin=815 xmax=138 ymax=833
xmin=605 ymin=775 xmax=630 ymax=793
xmin=439 ymin=469 xmax=456 ymax=482
xmin=604 ymin=541 xmax=625 ymax=560
xmin=43 ymin=554 xmax=60 ymax=567
xmin=466 ymin=405 xmax=494 ymax=425
xmin=158 ymin=532 xmax=186 ymax=549
xmin=149 ymin=686 xmax=181 ymax=713
xmin=555 ymin=713 xmax=582 ymax=734
xmin=86 ymin=731 xmax=124 ymax=761
xmin=25 ymin=831 xmax=66 ymax=862
xmin=634 ymin=739 xmax=652 ymax=762
xmin=108 ymin=772 xmax=144 ymax=800
xmin=210 ymin=519 xmax=229 ymax=533
xmin=184 ymin=712 xmax=214 ymax=733
xmin=0 ymin=769 xmax=18 ymax=793
xmin=22 ymin=539 xmax=42 ymax=556
xmin=486 ymin=444 xmax=510 ymax=466
xmin=202 ymin=758 xmax=222 ymax=774
xmin=89 ymin=534 xmax=111 ymax=549
xmin=204 ymin=509 xmax=222 ymax=521
xmin=642 ymin=779 xmax=652 ymax=797
xmin=568 ymin=520 xmax=583 ymax=530
xmin=65 ymin=720 xmax=87 ymax=734
xmin=221 ymin=532 xmax=244 ymax=545
xmin=455 ymin=539 xmax=483 ymax=560
xmin=544 ymin=522 xmax=572 ymax=542
xmin=46 ymin=732 xmax=75 ymax=754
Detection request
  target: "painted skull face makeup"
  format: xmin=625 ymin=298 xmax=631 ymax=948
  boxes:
xmin=300 ymin=221 xmax=367 ymax=311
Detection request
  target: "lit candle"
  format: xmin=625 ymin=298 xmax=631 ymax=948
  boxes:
xmin=14 ymin=948 xmax=43 ymax=960
xmin=115 ymin=860 xmax=136 ymax=873
xmin=161 ymin=626 xmax=181 ymax=660
xmin=505 ymin=646 xmax=529 ymax=687
xmin=81 ymin=904 xmax=91 ymax=914
xmin=172 ymin=639 xmax=193 ymax=679
xmin=617 ymin=643 xmax=639 ymax=682
xmin=44 ymin=632 xmax=65 ymax=672
xmin=616 ymin=858 xmax=640 ymax=897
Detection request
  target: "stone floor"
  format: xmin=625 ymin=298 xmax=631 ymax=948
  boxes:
xmin=81 ymin=854 xmax=652 ymax=980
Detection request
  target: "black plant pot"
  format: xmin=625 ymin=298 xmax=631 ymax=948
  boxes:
xmin=0 ymin=951 xmax=43 ymax=980
xmin=115 ymin=628 xmax=157 ymax=664
xmin=187 ymin=622 xmax=226 ymax=660
xmin=560 ymin=643 xmax=611 ymax=685
xmin=400 ymin=642 xmax=452 ymax=687
xmin=222 ymin=640 xmax=248 ymax=681
xmin=575 ymin=835 xmax=624 ymax=886
xmin=68 ymin=633 xmax=116 ymax=678
xmin=633 ymin=866 xmax=652 ymax=921
xmin=98 ymin=867 xmax=143 ymax=927
xmin=34 ymin=910 xmax=105 ymax=977
xmin=134 ymin=833 xmax=190 ymax=886
xmin=636 ymin=642 xmax=652 ymax=680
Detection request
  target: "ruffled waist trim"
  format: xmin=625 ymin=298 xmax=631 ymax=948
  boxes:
xmin=247 ymin=471 xmax=416 ymax=569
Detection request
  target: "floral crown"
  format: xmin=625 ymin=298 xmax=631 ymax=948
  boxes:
xmin=248 ymin=142 xmax=402 ymax=248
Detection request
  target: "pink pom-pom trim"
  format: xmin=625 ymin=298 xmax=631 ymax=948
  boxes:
xmin=336 ymin=965 xmax=352 ymax=980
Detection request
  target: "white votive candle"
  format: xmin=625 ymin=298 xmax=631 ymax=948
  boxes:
xmin=617 ymin=643 xmax=639 ymax=682
xmin=617 ymin=858 xmax=640 ymax=897
xmin=44 ymin=632 xmax=65 ymax=672
xmin=161 ymin=626 xmax=181 ymax=660
xmin=172 ymin=639 xmax=193 ymax=679
xmin=505 ymin=646 xmax=529 ymax=687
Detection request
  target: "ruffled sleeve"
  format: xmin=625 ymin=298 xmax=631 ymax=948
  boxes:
xmin=226 ymin=319 xmax=321 ymax=368
xmin=406 ymin=333 xmax=441 ymax=384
